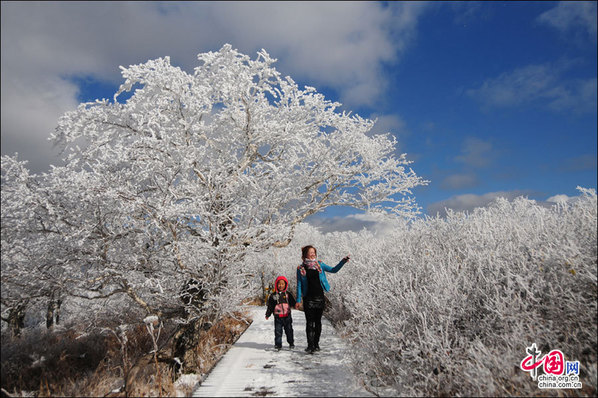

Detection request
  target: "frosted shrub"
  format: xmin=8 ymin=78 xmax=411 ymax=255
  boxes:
xmin=260 ymin=189 xmax=596 ymax=396
xmin=338 ymin=190 xmax=596 ymax=396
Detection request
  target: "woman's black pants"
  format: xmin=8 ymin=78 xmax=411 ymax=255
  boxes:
xmin=303 ymin=296 xmax=325 ymax=349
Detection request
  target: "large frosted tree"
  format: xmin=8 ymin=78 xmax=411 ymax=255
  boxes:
xmin=2 ymin=44 xmax=426 ymax=328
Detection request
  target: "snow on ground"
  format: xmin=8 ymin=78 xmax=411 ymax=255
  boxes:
xmin=192 ymin=306 xmax=373 ymax=397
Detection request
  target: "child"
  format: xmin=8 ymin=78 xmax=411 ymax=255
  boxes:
xmin=265 ymin=275 xmax=296 ymax=350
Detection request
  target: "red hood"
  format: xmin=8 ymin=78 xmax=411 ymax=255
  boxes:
xmin=274 ymin=276 xmax=288 ymax=292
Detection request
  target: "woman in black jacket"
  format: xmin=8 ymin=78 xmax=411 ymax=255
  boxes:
xmin=296 ymin=245 xmax=350 ymax=354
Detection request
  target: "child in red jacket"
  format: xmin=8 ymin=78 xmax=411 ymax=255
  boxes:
xmin=265 ymin=276 xmax=296 ymax=350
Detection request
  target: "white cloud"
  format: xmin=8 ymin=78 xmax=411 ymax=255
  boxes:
xmin=537 ymin=1 xmax=597 ymax=41
xmin=454 ymin=137 xmax=494 ymax=168
xmin=547 ymin=77 xmax=597 ymax=113
xmin=306 ymin=212 xmax=406 ymax=235
xmin=440 ymin=173 xmax=479 ymax=190
xmin=546 ymin=189 xmax=595 ymax=205
xmin=368 ymin=113 xmax=408 ymax=138
xmin=449 ymin=2 xmax=484 ymax=25
xmin=1 ymin=1 xmax=428 ymax=173
xmin=429 ymin=188 xmax=596 ymax=217
xmin=195 ymin=2 xmax=428 ymax=107
xmin=0 ymin=74 xmax=79 ymax=171
xmin=561 ymin=154 xmax=597 ymax=172
xmin=467 ymin=64 xmax=557 ymax=107
xmin=546 ymin=194 xmax=572 ymax=203
xmin=466 ymin=63 xmax=597 ymax=113
xmin=427 ymin=190 xmax=533 ymax=217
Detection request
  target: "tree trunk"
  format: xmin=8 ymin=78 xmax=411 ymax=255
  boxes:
xmin=171 ymin=317 xmax=212 ymax=374
xmin=46 ymin=291 xmax=62 ymax=329
xmin=261 ymin=271 xmax=266 ymax=305
xmin=7 ymin=301 xmax=28 ymax=337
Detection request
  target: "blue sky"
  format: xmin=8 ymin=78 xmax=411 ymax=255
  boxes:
xmin=1 ymin=1 xmax=596 ymax=231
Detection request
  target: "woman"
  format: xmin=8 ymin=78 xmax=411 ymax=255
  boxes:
xmin=295 ymin=245 xmax=350 ymax=354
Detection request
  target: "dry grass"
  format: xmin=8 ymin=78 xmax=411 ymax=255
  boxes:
xmin=191 ymin=311 xmax=251 ymax=376
xmin=1 ymin=308 xmax=252 ymax=397
xmin=1 ymin=327 xmax=111 ymax=397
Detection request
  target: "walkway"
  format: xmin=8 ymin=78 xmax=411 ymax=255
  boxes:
xmin=192 ymin=306 xmax=372 ymax=397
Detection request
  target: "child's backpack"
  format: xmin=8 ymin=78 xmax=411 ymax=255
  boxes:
xmin=272 ymin=293 xmax=291 ymax=317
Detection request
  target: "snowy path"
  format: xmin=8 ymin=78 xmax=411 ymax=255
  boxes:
xmin=192 ymin=306 xmax=372 ymax=397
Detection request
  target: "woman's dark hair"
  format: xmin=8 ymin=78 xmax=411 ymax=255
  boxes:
xmin=301 ymin=245 xmax=317 ymax=260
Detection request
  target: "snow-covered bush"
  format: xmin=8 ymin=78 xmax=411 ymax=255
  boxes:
xmin=258 ymin=189 xmax=597 ymax=396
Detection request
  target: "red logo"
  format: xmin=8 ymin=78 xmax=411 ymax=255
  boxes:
xmin=520 ymin=343 xmax=569 ymax=380
xmin=543 ymin=350 xmax=564 ymax=375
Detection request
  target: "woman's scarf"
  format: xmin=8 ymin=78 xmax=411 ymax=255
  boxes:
xmin=299 ymin=258 xmax=322 ymax=276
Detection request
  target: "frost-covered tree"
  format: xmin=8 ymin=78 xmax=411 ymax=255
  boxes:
xmin=0 ymin=157 xmax=72 ymax=335
xmin=2 ymin=44 xmax=426 ymax=327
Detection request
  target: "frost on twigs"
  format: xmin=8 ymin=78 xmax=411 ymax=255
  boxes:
xmin=1 ymin=44 xmax=425 ymax=336
xmin=143 ymin=315 xmax=159 ymax=326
